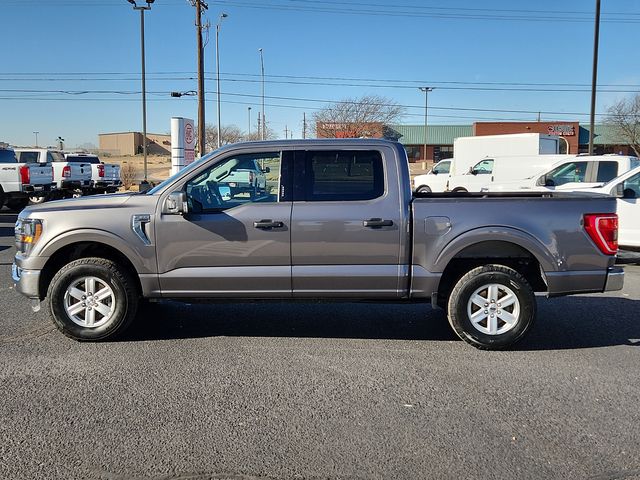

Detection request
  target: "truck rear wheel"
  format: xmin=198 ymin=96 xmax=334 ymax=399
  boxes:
xmin=47 ymin=257 xmax=138 ymax=341
xmin=417 ymin=185 xmax=432 ymax=193
xmin=446 ymin=264 xmax=536 ymax=350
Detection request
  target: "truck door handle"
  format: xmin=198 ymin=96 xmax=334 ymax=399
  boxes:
xmin=253 ymin=219 xmax=284 ymax=229
xmin=363 ymin=218 xmax=393 ymax=228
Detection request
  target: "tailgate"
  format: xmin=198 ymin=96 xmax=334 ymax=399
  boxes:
xmin=103 ymin=164 xmax=121 ymax=182
xmin=71 ymin=163 xmax=92 ymax=181
xmin=27 ymin=164 xmax=53 ymax=186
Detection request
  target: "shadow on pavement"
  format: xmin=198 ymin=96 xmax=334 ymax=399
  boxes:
xmin=122 ymin=296 xmax=640 ymax=350
xmin=124 ymin=301 xmax=457 ymax=343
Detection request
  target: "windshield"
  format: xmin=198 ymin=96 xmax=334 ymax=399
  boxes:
xmin=147 ymin=151 xmax=218 ymax=194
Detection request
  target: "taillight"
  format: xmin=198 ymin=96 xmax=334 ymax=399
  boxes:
xmin=584 ymin=213 xmax=618 ymax=255
xmin=20 ymin=165 xmax=30 ymax=184
xmin=62 ymin=165 xmax=71 ymax=178
xmin=97 ymin=164 xmax=105 ymax=177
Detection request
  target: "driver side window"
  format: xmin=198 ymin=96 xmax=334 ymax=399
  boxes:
xmin=185 ymin=152 xmax=281 ymax=213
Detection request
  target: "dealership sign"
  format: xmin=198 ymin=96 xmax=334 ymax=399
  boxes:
xmin=171 ymin=117 xmax=196 ymax=175
xmin=548 ymin=124 xmax=575 ymax=136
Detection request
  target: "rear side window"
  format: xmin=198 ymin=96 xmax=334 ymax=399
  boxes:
xmin=16 ymin=151 xmax=39 ymax=163
xmin=304 ymin=150 xmax=384 ymax=201
xmin=0 ymin=150 xmax=17 ymax=163
xmin=596 ymin=161 xmax=618 ymax=183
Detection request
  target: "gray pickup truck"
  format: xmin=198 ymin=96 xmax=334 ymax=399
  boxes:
xmin=12 ymin=139 xmax=624 ymax=349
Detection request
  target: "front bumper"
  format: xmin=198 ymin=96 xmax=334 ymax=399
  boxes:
xmin=12 ymin=263 xmax=41 ymax=299
xmin=604 ymin=266 xmax=624 ymax=292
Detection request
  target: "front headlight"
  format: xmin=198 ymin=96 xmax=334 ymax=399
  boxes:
xmin=15 ymin=218 xmax=43 ymax=256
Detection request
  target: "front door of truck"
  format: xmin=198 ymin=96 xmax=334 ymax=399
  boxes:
xmin=155 ymin=150 xmax=293 ymax=298
xmin=290 ymin=148 xmax=403 ymax=298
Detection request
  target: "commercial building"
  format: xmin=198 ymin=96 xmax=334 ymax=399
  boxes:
xmin=98 ymin=132 xmax=171 ymax=156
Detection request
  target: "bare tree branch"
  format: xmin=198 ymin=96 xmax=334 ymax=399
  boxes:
xmin=312 ymin=95 xmax=405 ymax=138
xmin=606 ymin=95 xmax=640 ymax=157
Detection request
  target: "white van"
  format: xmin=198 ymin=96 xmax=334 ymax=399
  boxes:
xmin=444 ymin=154 xmax=574 ymax=192
xmin=413 ymin=159 xmax=451 ymax=193
xmin=487 ymin=155 xmax=640 ymax=192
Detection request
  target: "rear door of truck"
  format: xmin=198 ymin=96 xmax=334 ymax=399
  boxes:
xmin=290 ymin=145 xmax=407 ymax=298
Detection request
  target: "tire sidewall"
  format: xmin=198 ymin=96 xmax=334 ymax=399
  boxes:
xmin=449 ymin=269 xmax=535 ymax=349
xmin=48 ymin=262 xmax=130 ymax=341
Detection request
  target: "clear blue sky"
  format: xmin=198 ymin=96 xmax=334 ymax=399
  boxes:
xmin=1 ymin=0 xmax=639 ymax=148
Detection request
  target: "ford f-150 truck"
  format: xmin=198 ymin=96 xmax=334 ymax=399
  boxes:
xmin=0 ymin=146 xmax=56 ymax=211
xmin=12 ymin=139 xmax=624 ymax=349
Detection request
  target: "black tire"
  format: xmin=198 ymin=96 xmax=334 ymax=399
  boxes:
xmin=47 ymin=257 xmax=139 ymax=341
xmin=446 ymin=264 xmax=536 ymax=350
xmin=417 ymin=185 xmax=432 ymax=193
xmin=451 ymin=187 xmax=468 ymax=193
xmin=6 ymin=198 xmax=29 ymax=212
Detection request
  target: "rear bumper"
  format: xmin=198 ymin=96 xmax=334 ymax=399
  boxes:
xmin=12 ymin=263 xmax=41 ymax=299
xmin=61 ymin=180 xmax=91 ymax=189
xmin=91 ymin=180 xmax=122 ymax=189
xmin=604 ymin=266 xmax=625 ymax=292
xmin=546 ymin=266 xmax=624 ymax=296
xmin=21 ymin=183 xmax=56 ymax=194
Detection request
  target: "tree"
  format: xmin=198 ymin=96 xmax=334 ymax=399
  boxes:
xmin=312 ymin=95 xmax=405 ymax=138
xmin=606 ymin=94 xmax=640 ymax=157
xmin=204 ymin=124 xmax=244 ymax=151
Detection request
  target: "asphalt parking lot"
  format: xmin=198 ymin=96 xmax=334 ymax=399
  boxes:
xmin=1 ymin=210 xmax=639 ymax=480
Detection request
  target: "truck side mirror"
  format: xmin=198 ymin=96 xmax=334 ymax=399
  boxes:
xmin=431 ymin=169 xmax=438 ymax=175
xmin=163 ymin=191 xmax=188 ymax=215
xmin=469 ymin=167 xmax=477 ymax=175
xmin=538 ymin=175 xmax=554 ymax=187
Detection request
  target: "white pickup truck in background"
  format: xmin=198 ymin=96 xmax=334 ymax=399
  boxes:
xmin=486 ymin=154 xmax=640 ymax=192
xmin=64 ymin=153 xmax=122 ymax=194
xmin=0 ymin=146 xmax=55 ymax=211
xmin=14 ymin=148 xmax=92 ymax=199
xmin=566 ymin=165 xmax=640 ymax=251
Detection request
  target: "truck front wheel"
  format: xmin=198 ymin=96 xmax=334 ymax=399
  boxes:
xmin=446 ymin=264 xmax=536 ymax=350
xmin=47 ymin=258 xmax=138 ymax=341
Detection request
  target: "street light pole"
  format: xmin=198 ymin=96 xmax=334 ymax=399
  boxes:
xmin=419 ymin=87 xmax=433 ymax=164
xmin=589 ymin=0 xmax=601 ymax=155
xmin=259 ymin=48 xmax=265 ymax=140
xmin=127 ymin=0 xmax=154 ymax=188
xmin=247 ymin=107 xmax=252 ymax=136
xmin=215 ymin=12 xmax=228 ymax=148
xmin=33 ymin=131 xmax=39 ymax=148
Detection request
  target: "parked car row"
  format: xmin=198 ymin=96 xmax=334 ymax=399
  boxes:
xmin=0 ymin=146 xmax=122 ymax=210
xmin=413 ymin=153 xmax=640 ymax=251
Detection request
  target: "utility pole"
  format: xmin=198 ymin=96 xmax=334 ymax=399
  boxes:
xmin=284 ymin=125 xmax=289 ymax=139
xmin=259 ymin=48 xmax=265 ymax=140
xmin=192 ymin=0 xmax=208 ymax=156
xmin=33 ymin=131 xmax=39 ymax=147
xmin=247 ymin=107 xmax=252 ymax=136
xmin=257 ymin=112 xmax=261 ymax=139
xmin=589 ymin=0 xmax=601 ymax=155
xmin=419 ymin=87 xmax=434 ymax=163
xmin=303 ymin=112 xmax=307 ymax=139
xmin=215 ymin=12 xmax=228 ymax=148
